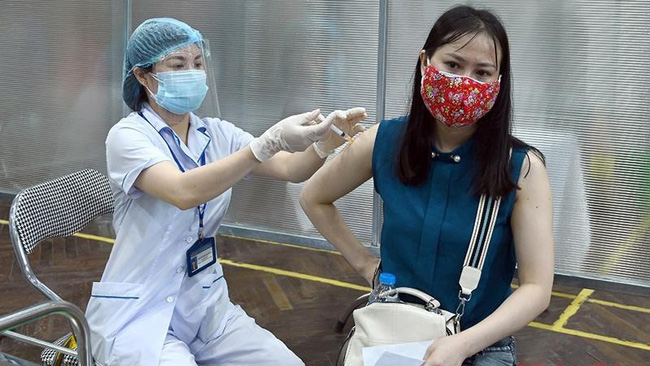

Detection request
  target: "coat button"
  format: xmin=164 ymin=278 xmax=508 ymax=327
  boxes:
xmin=452 ymin=155 xmax=461 ymax=163
xmin=176 ymin=267 xmax=184 ymax=274
xmin=166 ymin=296 xmax=174 ymax=303
xmin=186 ymin=236 xmax=194 ymax=244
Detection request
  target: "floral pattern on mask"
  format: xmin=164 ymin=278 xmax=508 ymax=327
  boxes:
xmin=420 ymin=65 xmax=501 ymax=128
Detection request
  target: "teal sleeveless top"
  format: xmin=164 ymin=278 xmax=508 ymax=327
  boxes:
xmin=372 ymin=116 xmax=527 ymax=329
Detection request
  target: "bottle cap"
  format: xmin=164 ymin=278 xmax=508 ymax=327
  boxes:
xmin=379 ymin=272 xmax=396 ymax=286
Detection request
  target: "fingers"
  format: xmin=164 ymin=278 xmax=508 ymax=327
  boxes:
xmin=307 ymin=113 xmax=326 ymax=126
xmin=341 ymin=108 xmax=367 ymax=136
xmin=345 ymin=107 xmax=366 ymax=119
xmin=295 ymin=107 xmax=366 ymax=126
xmin=322 ymin=110 xmax=341 ymax=125
xmin=297 ymin=107 xmax=367 ymax=141
xmin=297 ymin=109 xmax=321 ymax=125
xmin=343 ymin=108 xmax=367 ymax=130
xmin=333 ymin=110 xmax=347 ymax=122
xmin=347 ymin=109 xmax=368 ymax=126
xmin=350 ymin=112 xmax=368 ymax=124
xmin=348 ymin=113 xmax=368 ymax=135
xmin=303 ymin=113 xmax=335 ymax=140
xmin=353 ymin=123 xmax=366 ymax=134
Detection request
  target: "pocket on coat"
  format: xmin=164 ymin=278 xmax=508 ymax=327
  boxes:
xmin=201 ymin=270 xmax=225 ymax=290
xmin=87 ymin=282 xmax=143 ymax=328
xmin=91 ymin=281 xmax=143 ymax=299
xmin=86 ymin=282 xmax=144 ymax=365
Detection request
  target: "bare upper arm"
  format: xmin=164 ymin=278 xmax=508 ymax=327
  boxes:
xmin=301 ymin=124 xmax=378 ymax=205
xmin=511 ymin=151 xmax=555 ymax=289
xmin=134 ymin=160 xmax=188 ymax=208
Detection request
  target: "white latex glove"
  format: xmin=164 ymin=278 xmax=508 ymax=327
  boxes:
xmin=249 ymin=109 xmax=333 ymax=162
xmin=313 ymin=107 xmax=367 ymax=158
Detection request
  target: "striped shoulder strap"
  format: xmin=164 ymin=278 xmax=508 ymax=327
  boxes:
xmin=454 ymin=193 xmax=501 ymax=323
xmin=459 ymin=194 xmax=502 ymax=296
xmin=455 ymin=149 xmax=512 ymax=322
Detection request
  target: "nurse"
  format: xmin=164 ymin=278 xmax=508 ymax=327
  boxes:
xmin=85 ymin=18 xmax=366 ymax=366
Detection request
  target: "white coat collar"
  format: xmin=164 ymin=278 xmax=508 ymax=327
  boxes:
xmin=140 ymin=103 xmax=211 ymax=167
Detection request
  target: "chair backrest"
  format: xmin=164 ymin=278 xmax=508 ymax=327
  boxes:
xmin=10 ymin=169 xmax=114 ymax=255
xmin=5 ymin=169 xmax=110 ymax=364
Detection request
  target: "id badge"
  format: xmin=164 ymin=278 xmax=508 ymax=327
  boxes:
xmin=186 ymin=237 xmax=217 ymax=277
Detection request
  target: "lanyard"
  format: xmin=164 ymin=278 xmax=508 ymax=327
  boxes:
xmin=139 ymin=112 xmax=208 ymax=240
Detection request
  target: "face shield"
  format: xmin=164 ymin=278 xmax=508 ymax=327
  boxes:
xmin=147 ymin=41 xmax=220 ymax=118
xmin=197 ymin=39 xmax=221 ymax=119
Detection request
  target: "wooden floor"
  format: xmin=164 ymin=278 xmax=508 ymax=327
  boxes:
xmin=0 ymin=199 xmax=649 ymax=365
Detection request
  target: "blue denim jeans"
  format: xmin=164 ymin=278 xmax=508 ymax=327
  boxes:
xmin=462 ymin=336 xmax=517 ymax=366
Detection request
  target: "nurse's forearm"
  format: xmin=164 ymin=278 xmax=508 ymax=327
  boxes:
xmin=283 ymin=145 xmax=327 ymax=183
xmin=137 ymin=146 xmax=260 ymax=210
xmin=300 ymin=200 xmax=374 ymax=274
xmin=177 ymin=147 xmax=260 ymax=208
xmin=251 ymin=146 xmax=325 ymax=182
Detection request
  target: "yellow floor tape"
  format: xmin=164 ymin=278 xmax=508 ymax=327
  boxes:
xmin=218 ymin=258 xmax=370 ymax=292
xmin=552 ymin=289 xmax=595 ymax=330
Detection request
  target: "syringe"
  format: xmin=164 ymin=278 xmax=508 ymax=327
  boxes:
xmin=330 ymin=124 xmax=354 ymax=144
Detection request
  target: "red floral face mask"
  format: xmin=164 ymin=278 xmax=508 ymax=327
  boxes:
xmin=420 ymin=65 xmax=501 ymax=128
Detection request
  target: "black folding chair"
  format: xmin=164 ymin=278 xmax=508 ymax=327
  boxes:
xmin=1 ymin=169 xmax=114 ymax=366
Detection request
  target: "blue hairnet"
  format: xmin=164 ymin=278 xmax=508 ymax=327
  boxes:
xmin=123 ymin=18 xmax=204 ymax=111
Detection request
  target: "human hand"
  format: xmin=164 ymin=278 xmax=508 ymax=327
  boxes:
xmin=313 ymin=107 xmax=367 ymax=158
xmin=250 ymin=109 xmax=333 ymax=161
xmin=422 ymin=335 xmax=470 ymax=366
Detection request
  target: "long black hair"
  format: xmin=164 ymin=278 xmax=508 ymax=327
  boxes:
xmin=397 ymin=5 xmax=542 ymax=197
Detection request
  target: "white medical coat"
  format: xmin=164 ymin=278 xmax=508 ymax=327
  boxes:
xmin=86 ymin=105 xmax=254 ymax=366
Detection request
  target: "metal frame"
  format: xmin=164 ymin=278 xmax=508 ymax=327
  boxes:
xmin=3 ymin=190 xmax=94 ymax=366
xmin=332 ymin=0 xmax=386 ymax=340
xmin=371 ymin=0 xmax=389 ymax=247
xmin=121 ymin=0 xmax=132 ymax=118
xmin=0 ymin=301 xmax=92 ymax=365
xmin=8 ymin=191 xmax=63 ymax=302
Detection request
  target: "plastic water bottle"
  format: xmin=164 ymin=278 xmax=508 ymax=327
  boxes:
xmin=369 ymin=272 xmax=399 ymax=303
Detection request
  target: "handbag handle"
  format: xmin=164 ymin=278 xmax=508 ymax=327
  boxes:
xmin=383 ymin=287 xmax=442 ymax=311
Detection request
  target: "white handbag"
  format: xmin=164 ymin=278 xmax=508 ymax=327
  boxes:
xmin=342 ymin=287 xmax=458 ymax=366
xmin=340 ymin=194 xmax=502 ymax=366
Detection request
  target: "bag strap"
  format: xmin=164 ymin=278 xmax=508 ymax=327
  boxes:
xmin=459 ymin=194 xmax=502 ymax=296
xmin=455 ymin=149 xmax=512 ymax=323
xmin=454 ymin=193 xmax=502 ymax=323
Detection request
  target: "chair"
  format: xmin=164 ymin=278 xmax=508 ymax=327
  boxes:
xmin=1 ymin=169 xmax=114 ymax=366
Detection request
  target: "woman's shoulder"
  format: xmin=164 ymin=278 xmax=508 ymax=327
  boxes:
xmin=107 ymin=112 xmax=155 ymax=142
xmin=375 ymin=115 xmax=407 ymax=144
xmin=111 ymin=111 xmax=143 ymax=128
xmin=509 ymin=137 xmax=546 ymax=184
xmin=379 ymin=115 xmax=408 ymax=130
xmin=381 ymin=115 xmax=408 ymax=124
xmin=371 ymin=116 xmax=408 ymax=174
xmin=200 ymin=116 xmax=253 ymax=138
xmin=199 ymin=116 xmax=255 ymax=154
